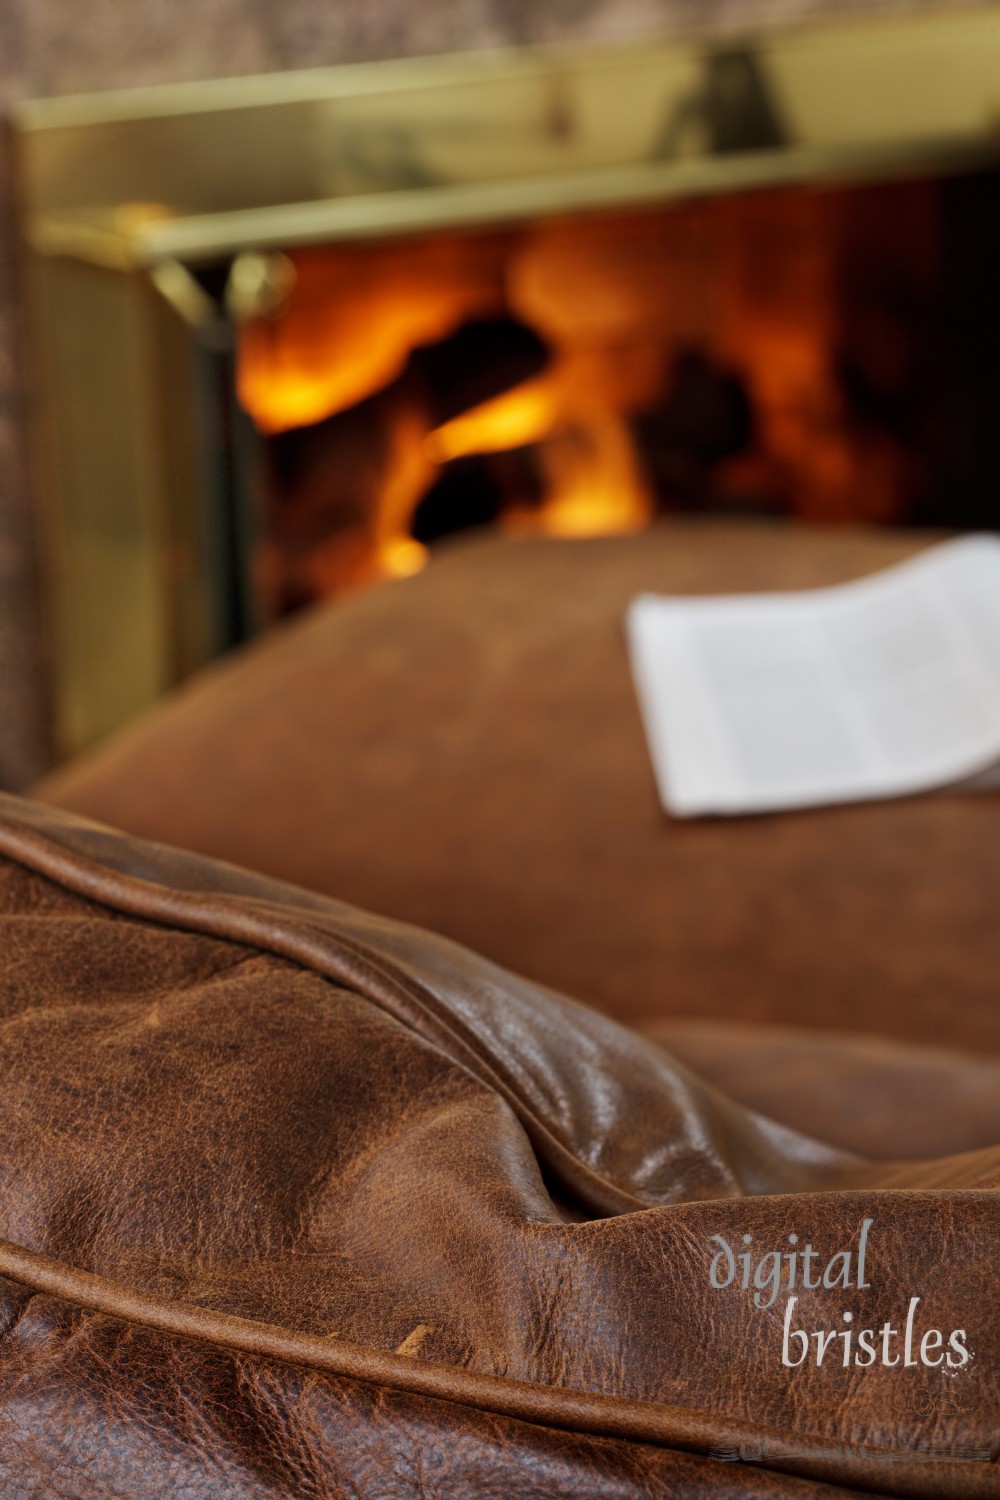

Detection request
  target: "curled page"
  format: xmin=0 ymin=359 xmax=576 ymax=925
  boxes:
xmin=626 ymin=534 xmax=1000 ymax=817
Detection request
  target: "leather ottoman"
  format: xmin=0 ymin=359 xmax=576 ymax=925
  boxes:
xmin=0 ymin=794 xmax=997 ymax=1497
xmin=38 ymin=520 xmax=1000 ymax=1053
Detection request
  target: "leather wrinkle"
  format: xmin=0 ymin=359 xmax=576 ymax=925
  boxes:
xmin=0 ymin=1235 xmax=856 ymax=1457
xmin=0 ymin=805 xmax=707 ymax=1455
xmin=0 ymin=793 xmax=997 ymax=1498
xmin=6 ymin=1229 xmax=981 ymax=1489
xmin=0 ymin=810 xmax=647 ymax=1220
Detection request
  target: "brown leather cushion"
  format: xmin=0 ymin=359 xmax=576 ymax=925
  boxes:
xmin=1 ymin=794 xmax=997 ymax=1496
xmin=642 ymin=1019 xmax=1000 ymax=1160
xmin=38 ymin=519 xmax=1000 ymax=1051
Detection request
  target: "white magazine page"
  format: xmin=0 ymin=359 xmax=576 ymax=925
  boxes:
xmin=626 ymin=534 xmax=1000 ymax=817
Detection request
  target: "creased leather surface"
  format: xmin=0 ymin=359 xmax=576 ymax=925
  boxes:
xmin=0 ymin=794 xmax=997 ymax=1497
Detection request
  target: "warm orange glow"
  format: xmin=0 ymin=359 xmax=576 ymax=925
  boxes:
xmin=428 ymin=359 xmax=653 ymax=538
xmin=509 ymin=416 xmax=652 ymax=537
xmin=242 ymin=295 xmax=458 ymax=435
xmin=239 ymin=237 xmax=508 ymax=435
xmin=380 ymin=536 xmax=429 ymax=579
xmin=425 ymin=341 xmax=659 ymax=536
xmin=244 ymin=182 xmax=936 ymax=607
xmin=425 ymin=378 xmax=559 ymax=463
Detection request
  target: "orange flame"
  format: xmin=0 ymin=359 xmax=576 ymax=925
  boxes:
xmin=425 ymin=377 xmax=558 ymax=463
xmin=239 ymin=185 xmax=934 ymax=604
xmin=238 ymin=237 xmax=508 ymax=435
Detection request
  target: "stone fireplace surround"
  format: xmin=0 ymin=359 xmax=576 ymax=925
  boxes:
xmin=0 ymin=0 xmax=982 ymax=788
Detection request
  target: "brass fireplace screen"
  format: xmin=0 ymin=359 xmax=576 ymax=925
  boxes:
xmin=13 ymin=6 xmax=1000 ymax=759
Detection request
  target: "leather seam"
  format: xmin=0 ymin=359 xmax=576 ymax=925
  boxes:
xmin=0 ymin=813 xmax=643 ymax=1222
xmin=0 ymin=1236 xmax=937 ymax=1473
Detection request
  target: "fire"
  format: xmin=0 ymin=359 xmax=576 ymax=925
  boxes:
xmin=515 ymin=416 xmax=652 ymax=538
xmin=238 ymin=182 xmax=937 ymax=608
xmin=425 ymin=377 xmax=558 ymax=462
xmin=426 ymin=363 xmax=653 ymax=537
xmin=238 ymin=236 xmax=508 ymax=435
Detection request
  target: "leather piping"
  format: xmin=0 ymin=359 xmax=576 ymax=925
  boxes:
xmin=0 ymin=809 xmax=974 ymax=1481
xmin=0 ymin=1235 xmax=927 ymax=1480
xmin=0 ymin=813 xmax=644 ymax=1218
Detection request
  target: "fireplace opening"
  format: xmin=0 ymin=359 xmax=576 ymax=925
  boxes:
xmin=16 ymin=7 xmax=1000 ymax=758
xmin=236 ymin=169 xmax=1000 ymax=617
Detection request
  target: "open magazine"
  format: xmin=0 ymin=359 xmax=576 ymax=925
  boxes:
xmin=626 ymin=534 xmax=1000 ymax=817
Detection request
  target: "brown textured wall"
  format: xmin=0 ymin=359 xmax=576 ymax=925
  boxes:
xmin=0 ymin=0 xmax=977 ymax=787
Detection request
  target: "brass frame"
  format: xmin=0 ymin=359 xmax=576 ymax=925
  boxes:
xmin=12 ymin=6 xmax=1000 ymax=757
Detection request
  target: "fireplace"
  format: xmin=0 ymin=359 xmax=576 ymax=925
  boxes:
xmin=242 ymin=177 xmax=983 ymax=615
xmin=13 ymin=7 xmax=1000 ymax=757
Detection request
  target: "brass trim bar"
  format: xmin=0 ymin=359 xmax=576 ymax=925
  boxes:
xmin=27 ymin=140 xmax=998 ymax=269
xmin=14 ymin=7 xmax=1000 ymax=268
